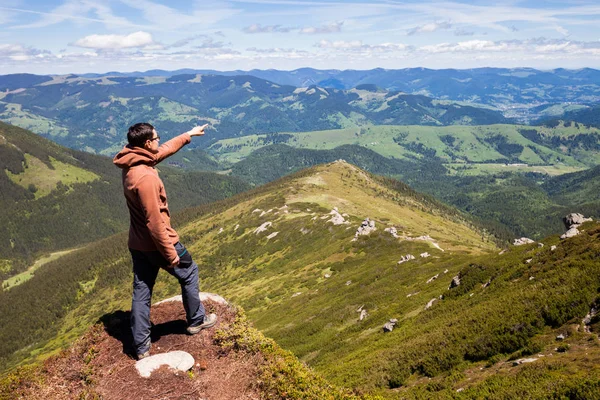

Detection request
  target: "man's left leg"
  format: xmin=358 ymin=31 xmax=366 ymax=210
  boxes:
xmin=165 ymin=242 xmax=206 ymax=327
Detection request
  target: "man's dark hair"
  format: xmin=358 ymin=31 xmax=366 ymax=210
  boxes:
xmin=127 ymin=123 xmax=155 ymax=147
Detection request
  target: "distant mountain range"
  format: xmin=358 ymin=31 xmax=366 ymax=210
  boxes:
xmin=0 ymin=72 xmax=510 ymax=155
xmin=47 ymin=67 xmax=600 ymax=117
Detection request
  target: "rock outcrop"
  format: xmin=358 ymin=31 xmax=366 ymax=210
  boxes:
xmin=254 ymin=221 xmax=272 ymax=234
xmin=383 ymin=318 xmax=398 ymax=332
xmin=327 ymin=208 xmax=348 ymax=225
xmin=513 ymin=237 xmax=534 ymax=246
xmin=449 ymin=275 xmax=461 ymax=289
xmin=355 ymin=218 xmax=376 ymax=237
xmin=425 ymin=298 xmax=437 ymax=309
xmin=384 ymin=226 xmax=399 ymax=238
xmin=563 ymin=213 xmax=593 ymax=229
xmin=397 ymin=254 xmax=415 ymax=264
xmin=561 ymin=213 xmax=593 ymax=240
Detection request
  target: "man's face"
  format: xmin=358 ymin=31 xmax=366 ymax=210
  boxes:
xmin=144 ymin=129 xmax=160 ymax=154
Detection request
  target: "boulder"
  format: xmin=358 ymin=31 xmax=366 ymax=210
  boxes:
xmin=355 ymin=218 xmax=376 ymax=237
xmin=512 ymin=357 xmax=537 ymax=366
xmin=449 ymin=275 xmax=461 ymax=289
xmin=136 ymin=351 xmax=195 ymax=378
xmin=397 ymin=254 xmax=415 ymax=264
xmin=551 ymin=245 xmax=557 ymax=251
xmin=513 ymin=237 xmax=534 ymax=246
xmin=327 ymin=208 xmax=348 ymax=225
xmin=384 ymin=226 xmax=399 ymax=238
xmin=563 ymin=213 xmax=592 ymax=229
xmin=426 ymin=273 xmax=439 ymax=284
xmin=420 ymin=252 xmax=431 ymax=258
xmin=359 ymin=309 xmax=368 ymax=321
xmin=383 ymin=318 xmax=398 ymax=332
xmin=425 ymin=298 xmax=437 ymax=309
xmin=254 ymin=221 xmax=272 ymax=234
xmin=583 ymin=306 xmax=598 ymax=333
xmin=560 ymin=227 xmax=580 ymax=239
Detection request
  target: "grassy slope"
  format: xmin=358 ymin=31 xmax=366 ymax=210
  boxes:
xmin=0 ymin=121 xmax=250 ymax=280
xmin=209 ymin=124 xmax=597 ymax=169
xmin=2 ymin=162 xmax=600 ymax=399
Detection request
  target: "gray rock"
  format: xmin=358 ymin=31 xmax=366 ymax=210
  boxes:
xmin=512 ymin=357 xmax=537 ymax=366
xmin=449 ymin=275 xmax=461 ymax=289
xmin=384 ymin=226 xmax=399 ymax=238
xmin=560 ymin=227 xmax=580 ymax=239
xmin=583 ymin=306 xmax=598 ymax=333
xmin=254 ymin=221 xmax=272 ymax=234
xmin=556 ymin=334 xmax=565 ymax=341
xmin=355 ymin=218 xmax=376 ymax=238
xmin=513 ymin=237 xmax=534 ymax=246
xmin=397 ymin=254 xmax=415 ymax=264
xmin=383 ymin=318 xmax=398 ymax=332
xmin=551 ymin=245 xmax=557 ymax=251
xmin=426 ymin=273 xmax=439 ymax=283
xmin=327 ymin=208 xmax=348 ymax=225
xmin=359 ymin=309 xmax=368 ymax=321
xmin=563 ymin=213 xmax=593 ymax=229
xmin=136 ymin=351 xmax=195 ymax=378
xmin=425 ymin=298 xmax=437 ymax=309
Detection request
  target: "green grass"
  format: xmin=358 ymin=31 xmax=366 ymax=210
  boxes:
xmin=444 ymin=163 xmax=585 ymax=176
xmin=2 ymin=162 xmax=600 ymax=399
xmin=208 ymin=124 xmax=595 ymax=171
xmin=2 ymin=249 xmax=78 ymax=291
xmin=0 ymin=103 xmax=69 ymax=138
xmin=5 ymin=154 xmax=100 ymax=198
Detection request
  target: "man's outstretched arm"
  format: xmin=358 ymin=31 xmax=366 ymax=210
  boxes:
xmin=155 ymin=124 xmax=208 ymax=163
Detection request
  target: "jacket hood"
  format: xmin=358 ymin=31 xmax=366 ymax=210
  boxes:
xmin=113 ymin=145 xmax=157 ymax=169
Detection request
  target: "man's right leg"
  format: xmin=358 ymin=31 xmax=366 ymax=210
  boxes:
xmin=130 ymin=249 xmax=160 ymax=357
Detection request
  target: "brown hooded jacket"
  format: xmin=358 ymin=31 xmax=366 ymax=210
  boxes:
xmin=113 ymin=133 xmax=191 ymax=263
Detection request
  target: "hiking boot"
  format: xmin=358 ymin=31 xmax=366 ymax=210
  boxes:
xmin=137 ymin=350 xmax=150 ymax=360
xmin=187 ymin=313 xmax=217 ymax=335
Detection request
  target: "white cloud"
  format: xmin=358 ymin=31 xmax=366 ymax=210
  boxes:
xmin=407 ymin=21 xmax=452 ymax=36
xmin=73 ymin=31 xmax=155 ymax=49
xmin=315 ymin=40 xmax=408 ymax=52
xmin=418 ymin=38 xmax=600 ymax=56
xmin=247 ymin=47 xmax=307 ymax=55
xmin=300 ymin=21 xmax=343 ymax=34
xmin=243 ymin=23 xmax=292 ymax=33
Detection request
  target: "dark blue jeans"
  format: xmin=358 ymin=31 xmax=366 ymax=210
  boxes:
xmin=129 ymin=241 xmax=205 ymax=354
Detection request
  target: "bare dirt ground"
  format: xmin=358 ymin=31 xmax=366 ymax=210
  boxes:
xmin=11 ymin=299 xmax=264 ymax=400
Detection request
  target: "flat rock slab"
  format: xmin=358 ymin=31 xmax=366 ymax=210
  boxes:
xmin=136 ymin=351 xmax=195 ymax=378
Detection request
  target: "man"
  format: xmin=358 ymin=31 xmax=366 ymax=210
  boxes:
xmin=113 ymin=122 xmax=217 ymax=359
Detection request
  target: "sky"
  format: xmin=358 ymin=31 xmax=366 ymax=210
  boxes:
xmin=1 ymin=0 xmax=600 ymax=74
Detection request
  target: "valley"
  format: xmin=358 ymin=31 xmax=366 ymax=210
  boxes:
xmin=0 ymin=67 xmax=599 ymax=399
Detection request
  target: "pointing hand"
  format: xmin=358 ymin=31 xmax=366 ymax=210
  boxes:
xmin=188 ymin=124 xmax=209 ymax=137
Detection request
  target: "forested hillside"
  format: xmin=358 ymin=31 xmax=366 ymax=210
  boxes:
xmin=0 ymin=73 xmax=508 ymax=155
xmin=0 ymin=122 xmax=249 ymax=281
xmin=2 ymin=161 xmax=599 ymax=399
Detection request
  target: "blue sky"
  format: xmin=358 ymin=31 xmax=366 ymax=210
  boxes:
xmin=1 ymin=0 xmax=599 ymax=74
